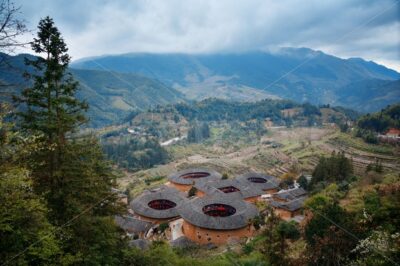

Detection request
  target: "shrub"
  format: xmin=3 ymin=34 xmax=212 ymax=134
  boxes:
xmin=188 ymin=186 xmax=197 ymax=197
xmin=158 ymin=223 xmax=169 ymax=233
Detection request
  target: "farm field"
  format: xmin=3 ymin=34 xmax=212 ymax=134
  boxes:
xmin=117 ymin=126 xmax=400 ymax=198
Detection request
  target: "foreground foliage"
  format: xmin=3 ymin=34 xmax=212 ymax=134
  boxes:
xmin=0 ymin=105 xmax=61 ymax=265
xmin=1 ymin=17 xmax=133 ymax=265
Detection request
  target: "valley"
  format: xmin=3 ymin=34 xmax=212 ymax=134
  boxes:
xmin=110 ymin=120 xmax=399 ymax=262
xmin=1 ymin=2 xmax=399 ymax=264
xmin=2 ymin=48 xmax=399 ymax=129
xmin=72 ymin=49 xmax=400 ymax=113
xmin=115 ymin=126 xmax=400 ymax=198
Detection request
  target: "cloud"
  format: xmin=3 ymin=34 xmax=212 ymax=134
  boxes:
xmin=13 ymin=0 xmax=400 ymax=70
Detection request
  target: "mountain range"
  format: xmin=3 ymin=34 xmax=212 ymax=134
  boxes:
xmin=0 ymin=53 xmax=184 ymax=127
xmin=72 ymin=47 xmax=400 ymax=112
xmin=1 ymin=48 xmax=399 ymax=127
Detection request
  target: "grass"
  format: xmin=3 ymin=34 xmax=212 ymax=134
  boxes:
xmin=110 ymin=125 xmax=400 ymax=266
xmin=332 ymin=132 xmax=395 ymax=155
xmin=166 ymin=143 xmax=214 ymax=161
xmin=245 ymin=151 xmax=281 ymax=171
xmin=381 ymin=172 xmax=400 ymax=184
xmin=340 ymin=171 xmax=400 ymax=213
xmin=126 ymin=172 xmax=169 ymax=198
xmin=144 ymin=175 xmax=165 ymax=185
xmin=287 ymin=239 xmax=307 ymax=260
xmin=111 ymin=96 xmax=134 ymax=111
xmin=121 ymin=126 xmax=399 ymax=208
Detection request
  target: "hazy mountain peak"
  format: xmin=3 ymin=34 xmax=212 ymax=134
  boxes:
xmin=70 ymin=47 xmax=399 ymax=113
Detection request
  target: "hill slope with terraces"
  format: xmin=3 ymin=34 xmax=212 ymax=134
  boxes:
xmin=115 ymin=126 xmax=399 ymax=197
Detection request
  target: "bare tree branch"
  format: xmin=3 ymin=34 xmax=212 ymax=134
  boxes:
xmin=0 ymin=0 xmax=27 ymax=54
xmin=0 ymin=0 xmax=29 ymax=97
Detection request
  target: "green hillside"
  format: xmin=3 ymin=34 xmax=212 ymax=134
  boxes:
xmin=0 ymin=53 xmax=185 ymax=127
xmin=71 ymin=69 xmax=185 ymax=127
xmin=71 ymin=48 xmax=400 ymax=112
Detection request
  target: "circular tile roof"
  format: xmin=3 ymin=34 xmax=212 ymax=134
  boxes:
xmin=178 ymin=193 xmax=259 ymax=230
xmin=130 ymin=186 xmax=186 ymax=219
xmin=194 ymin=178 xmax=265 ymax=199
xmin=236 ymin=172 xmax=279 ymax=191
xmin=168 ymin=168 xmax=222 ymax=185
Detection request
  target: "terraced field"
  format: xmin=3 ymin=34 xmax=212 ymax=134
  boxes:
xmin=117 ymin=127 xmax=400 ymax=196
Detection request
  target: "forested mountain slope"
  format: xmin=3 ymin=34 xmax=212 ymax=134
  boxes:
xmin=0 ymin=53 xmax=185 ymax=127
xmin=72 ymin=48 xmax=400 ymax=112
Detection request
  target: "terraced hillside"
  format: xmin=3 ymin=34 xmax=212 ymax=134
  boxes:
xmin=116 ymin=127 xmax=400 ymax=196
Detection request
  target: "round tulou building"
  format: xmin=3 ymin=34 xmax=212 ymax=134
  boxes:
xmin=168 ymin=168 xmax=222 ymax=192
xmin=130 ymin=186 xmax=186 ymax=223
xmin=178 ymin=193 xmax=259 ymax=245
xmin=123 ymin=170 xmax=285 ymax=245
xmin=194 ymin=178 xmax=265 ymax=203
xmin=236 ymin=172 xmax=279 ymax=194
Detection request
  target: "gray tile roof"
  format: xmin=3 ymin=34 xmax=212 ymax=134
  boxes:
xmin=194 ymin=178 xmax=265 ymax=199
xmin=270 ymin=196 xmax=307 ymax=212
xmin=273 ymin=187 xmax=307 ymax=201
xmin=130 ymin=186 xmax=187 ymax=219
xmin=114 ymin=215 xmax=153 ymax=233
xmin=168 ymin=168 xmax=222 ymax=185
xmin=178 ymin=193 xmax=259 ymax=230
xmin=236 ymin=172 xmax=279 ymax=191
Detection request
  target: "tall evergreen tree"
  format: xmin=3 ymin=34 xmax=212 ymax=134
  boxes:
xmin=16 ymin=16 xmax=87 ymax=190
xmin=14 ymin=17 xmax=129 ymax=265
xmin=201 ymin=122 xmax=210 ymax=139
xmin=261 ymin=206 xmax=283 ymax=264
xmin=19 ymin=16 xmax=87 ymax=142
xmin=15 ymin=16 xmax=85 ymax=191
xmin=310 ymin=151 xmax=353 ymax=190
xmin=187 ymin=122 xmax=211 ymax=143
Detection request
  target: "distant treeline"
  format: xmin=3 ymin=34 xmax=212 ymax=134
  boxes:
xmin=355 ymin=104 xmax=400 ymax=143
xmin=325 ymin=105 xmax=360 ymax=121
xmin=187 ymin=122 xmax=210 ymax=143
xmin=102 ymin=137 xmax=169 ymax=170
xmin=127 ymin=98 xmax=332 ymax=125
xmin=357 ymin=104 xmax=400 ymax=133
xmin=310 ymin=151 xmax=354 ymax=190
xmin=173 ymin=98 xmax=300 ymax=122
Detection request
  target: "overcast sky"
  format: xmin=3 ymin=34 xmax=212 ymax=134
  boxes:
xmin=14 ymin=0 xmax=400 ymax=71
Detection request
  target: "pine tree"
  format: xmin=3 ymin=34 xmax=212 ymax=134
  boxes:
xmin=276 ymin=221 xmax=300 ymax=256
xmin=16 ymin=16 xmax=87 ymax=190
xmin=19 ymin=16 xmax=87 ymax=143
xmin=187 ymin=124 xmax=197 ymax=143
xmin=14 ymin=17 xmax=128 ymax=264
xmin=262 ymin=206 xmax=284 ymax=264
xmin=201 ymin=122 xmax=210 ymax=139
xmin=298 ymin=175 xmax=309 ymax=190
